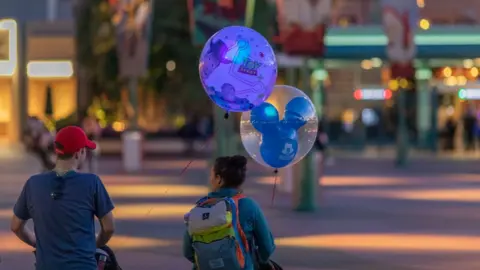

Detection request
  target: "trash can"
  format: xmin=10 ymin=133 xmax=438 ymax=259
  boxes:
xmin=122 ymin=130 xmax=143 ymax=172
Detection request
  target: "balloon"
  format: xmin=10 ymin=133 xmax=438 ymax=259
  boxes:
xmin=260 ymin=125 xmax=298 ymax=168
xmin=283 ymin=97 xmax=315 ymax=129
xmin=199 ymin=26 xmax=277 ymax=112
xmin=250 ymin=102 xmax=279 ymax=135
xmin=240 ymin=85 xmax=318 ymax=169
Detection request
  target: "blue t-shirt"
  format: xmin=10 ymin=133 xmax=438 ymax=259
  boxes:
xmin=183 ymin=188 xmax=276 ymax=270
xmin=13 ymin=171 xmax=115 ymax=270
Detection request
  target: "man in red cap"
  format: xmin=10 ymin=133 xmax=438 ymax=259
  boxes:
xmin=11 ymin=126 xmax=116 ymax=270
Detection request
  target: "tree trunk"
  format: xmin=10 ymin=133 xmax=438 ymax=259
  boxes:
xmin=74 ymin=0 xmax=91 ymax=121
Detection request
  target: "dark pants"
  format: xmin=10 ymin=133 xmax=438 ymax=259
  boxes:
xmin=465 ymin=132 xmax=475 ymax=150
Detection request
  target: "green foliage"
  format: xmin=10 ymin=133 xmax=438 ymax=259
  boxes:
xmin=55 ymin=113 xmax=78 ymax=130
xmin=76 ymin=0 xmax=120 ymax=100
xmin=147 ymin=0 xmax=207 ymax=112
xmin=76 ymin=0 xmax=208 ymax=113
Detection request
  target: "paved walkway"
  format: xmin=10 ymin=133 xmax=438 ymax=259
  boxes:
xmin=0 ymin=152 xmax=480 ymax=269
xmin=98 ymin=139 xmax=480 ymax=161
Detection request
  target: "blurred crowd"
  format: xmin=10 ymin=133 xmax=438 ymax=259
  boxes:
xmin=23 ymin=115 xmax=102 ymax=172
xmin=440 ymin=108 xmax=480 ymax=151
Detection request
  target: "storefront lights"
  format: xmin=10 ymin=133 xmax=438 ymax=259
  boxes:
xmin=27 ymin=61 xmax=73 ymax=78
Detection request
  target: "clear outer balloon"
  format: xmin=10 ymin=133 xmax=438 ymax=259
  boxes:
xmin=240 ymin=85 xmax=318 ymax=169
xmin=199 ymin=26 xmax=277 ymax=112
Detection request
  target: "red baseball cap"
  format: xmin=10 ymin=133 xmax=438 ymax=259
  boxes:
xmin=54 ymin=126 xmax=97 ymax=155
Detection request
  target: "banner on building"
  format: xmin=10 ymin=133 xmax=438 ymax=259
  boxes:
xmin=382 ymin=0 xmax=418 ymax=79
xmin=110 ymin=0 xmax=153 ymax=78
xmin=187 ymin=0 xmax=248 ymax=46
xmin=275 ymin=0 xmax=331 ymax=56
xmin=0 ymin=29 xmax=8 ymax=61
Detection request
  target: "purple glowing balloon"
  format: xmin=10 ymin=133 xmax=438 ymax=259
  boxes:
xmin=199 ymin=26 xmax=278 ymax=112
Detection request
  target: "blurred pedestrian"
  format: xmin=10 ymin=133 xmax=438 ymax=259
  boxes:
xmin=463 ymin=108 xmax=475 ymax=151
xmin=178 ymin=114 xmax=201 ymax=154
xmin=443 ymin=117 xmax=457 ymax=151
xmin=82 ymin=115 xmax=102 ymax=173
xmin=24 ymin=117 xmax=55 ymax=172
xmin=475 ymin=118 xmax=480 ymax=151
xmin=198 ymin=113 xmax=214 ymax=141
xmin=315 ymin=118 xmax=334 ymax=167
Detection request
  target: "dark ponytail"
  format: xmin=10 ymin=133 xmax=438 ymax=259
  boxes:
xmin=213 ymin=155 xmax=247 ymax=188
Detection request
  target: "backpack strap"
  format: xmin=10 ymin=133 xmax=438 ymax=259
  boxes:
xmin=229 ymin=194 xmax=249 ymax=252
xmin=197 ymin=196 xmax=222 ymax=207
xmin=195 ymin=196 xmax=209 ymax=205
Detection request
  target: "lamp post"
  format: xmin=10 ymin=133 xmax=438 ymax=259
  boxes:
xmin=395 ymin=87 xmax=408 ymax=167
xmin=274 ymin=0 xmax=330 ymax=212
xmin=430 ymin=87 xmax=439 ymax=152
xmin=294 ymin=60 xmax=318 ymax=211
xmin=381 ymin=0 xmax=418 ymax=167
xmin=114 ymin=0 xmax=153 ymax=172
xmin=415 ymin=62 xmax=433 ymax=149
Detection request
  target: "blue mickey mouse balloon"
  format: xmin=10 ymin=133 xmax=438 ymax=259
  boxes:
xmin=240 ymin=85 xmax=318 ymax=169
xmin=250 ymin=102 xmax=279 ymax=136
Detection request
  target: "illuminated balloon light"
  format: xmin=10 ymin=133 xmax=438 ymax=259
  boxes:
xmin=199 ymin=26 xmax=278 ymax=112
xmin=240 ymin=85 xmax=318 ymax=169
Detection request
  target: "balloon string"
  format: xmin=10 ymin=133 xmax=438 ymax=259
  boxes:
xmin=271 ymin=169 xmax=278 ymax=206
xmin=178 ymin=119 xmax=224 ymax=177
xmin=179 ymin=139 xmax=212 ymax=176
xmin=179 ymin=160 xmax=195 ymax=176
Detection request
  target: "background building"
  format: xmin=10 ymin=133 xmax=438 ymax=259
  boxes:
xmin=0 ymin=0 xmax=76 ymax=142
xmin=288 ymin=0 xmax=480 ymax=148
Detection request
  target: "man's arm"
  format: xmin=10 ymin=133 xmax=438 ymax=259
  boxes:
xmin=96 ymin=212 xmax=115 ymax=247
xmin=10 ymin=216 xmax=36 ymax=248
xmin=11 ymin=181 xmax=36 ymax=248
xmin=94 ymin=177 xmax=115 ymax=247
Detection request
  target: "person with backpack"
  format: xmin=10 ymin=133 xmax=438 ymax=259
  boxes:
xmin=11 ymin=126 xmax=116 ymax=270
xmin=182 ymin=155 xmax=279 ymax=270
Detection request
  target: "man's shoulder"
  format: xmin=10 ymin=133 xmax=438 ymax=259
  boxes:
xmin=74 ymin=172 xmax=100 ymax=180
xmin=73 ymin=173 xmax=102 ymax=187
xmin=29 ymin=172 xmax=100 ymax=181
xmin=27 ymin=172 xmax=55 ymax=183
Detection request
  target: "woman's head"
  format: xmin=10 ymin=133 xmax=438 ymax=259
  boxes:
xmin=210 ymin=155 xmax=248 ymax=191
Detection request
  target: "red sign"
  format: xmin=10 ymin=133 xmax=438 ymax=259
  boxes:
xmin=354 ymin=89 xmax=393 ymax=100
xmin=382 ymin=0 xmax=418 ymax=79
xmin=187 ymin=0 xmax=247 ymax=46
xmin=275 ymin=0 xmax=331 ymax=56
